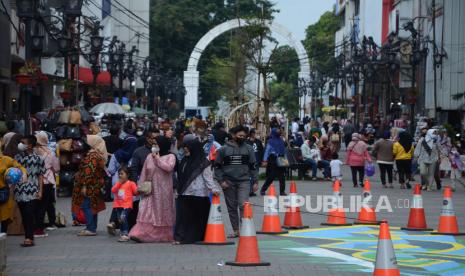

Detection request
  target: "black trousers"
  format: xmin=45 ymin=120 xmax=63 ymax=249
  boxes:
xmin=378 ymin=163 xmax=393 ymax=185
xmin=174 ymin=195 xmax=210 ymax=243
xmin=128 ymin=200 xmax=139 ymax=230
xmin=0 ymin=220 xmax=8 ymax=233
xmin=261 ymin=155 xmax=286 ymax=194
xmin=38 ymin=185 xmax=56 ymax=227
xmin=396 ymin=159 xmax=411 ymax=184
xmin=350 ymin=166 xmax=364 ymax=186
xmin=18 ymin=200 xmax=36 ymax=240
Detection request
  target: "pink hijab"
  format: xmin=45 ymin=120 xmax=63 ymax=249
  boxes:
xmin=348 ymin=133 xmax=367 ymax=154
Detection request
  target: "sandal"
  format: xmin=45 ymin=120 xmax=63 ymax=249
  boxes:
xmin=77 ymin=230 xmax=97 ymax=236
xmin=20 ymin=240 xmax=34 ymax=247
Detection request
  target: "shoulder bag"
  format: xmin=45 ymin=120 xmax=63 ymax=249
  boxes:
xmin=137 ymin=157 xmax=156 ymax=196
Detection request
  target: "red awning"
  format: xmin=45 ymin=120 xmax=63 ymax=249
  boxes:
xmin=78 ymin=67 xmax=111 ymax=85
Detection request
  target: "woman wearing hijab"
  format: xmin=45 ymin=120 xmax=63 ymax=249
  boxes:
xmin=261 ymin=128 xmax=287 ymax=196
xmin=35 ymin=132 xmax=60 ymax=230
xmin=393 ymin=131 xmax=414 ymax=189
xmin=174 ymin=139 xmax=221 ymax=244
xmin=2 ymin=133 xmax=22 ymax=158
xmin=129 ymin=136 xmax=176 ymax=242
xmin=414 ymin=129 xmax=440 ymax=191
xmin=72 ymin=135 xmax=108 ymax=236
xmin=372 ymin=131 xmax=395 ymax=188
xmin=329 ymin=120 xmax=341 ymax=153
xmin=346 ymin=133 xmax=372 ymax=187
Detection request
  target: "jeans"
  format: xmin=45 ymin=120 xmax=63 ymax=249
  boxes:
xmin=81 ymin=197 xmax=98 ymax=233
xmin=378 ymin=163 xmax=393 ymax=185
xmin=303 ymin=159 xmax=318 ymax=177
xmin=115 ymin=208 xmax=130 ymax=235
xmin=350 ymin=166 xmax=364 ymax=186
xmin=319 ymin=160 xmax=331 ymax=178
xmin=18 ymin=200 xmax=36 ymax=240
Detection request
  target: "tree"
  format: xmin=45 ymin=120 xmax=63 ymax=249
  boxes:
xmin=302 ymin=11 xmax=340 ymax=76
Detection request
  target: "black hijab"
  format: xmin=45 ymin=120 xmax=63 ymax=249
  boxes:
xmin=176 ymin=139 xmax=210 ymax=194
xmin=398 ymin=131 xmax=413 ymax=152
xmin=156 ymin=136 xmax=172 ymax=156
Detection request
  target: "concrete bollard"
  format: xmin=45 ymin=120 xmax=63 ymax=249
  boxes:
xmin=0 ymin=233 xmax=5 ymax=276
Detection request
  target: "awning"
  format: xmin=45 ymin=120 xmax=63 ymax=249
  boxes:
xmin=78 ymin=67 xmax=111 ymax=85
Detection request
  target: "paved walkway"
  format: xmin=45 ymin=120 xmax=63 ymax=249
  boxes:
xmin=5 ymin=163 xmax=465 ymax=275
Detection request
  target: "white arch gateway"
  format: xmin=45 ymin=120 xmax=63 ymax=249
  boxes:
xmin=184 ymin=18 xmax=311 ymax=116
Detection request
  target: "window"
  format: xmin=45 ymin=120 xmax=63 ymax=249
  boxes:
xmin=102 ymin=0 xmax=111 ymax=19
xmin=354 ymin=0 xmax=360 ymax=16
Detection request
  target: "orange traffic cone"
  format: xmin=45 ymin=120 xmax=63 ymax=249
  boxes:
xmin=373 ymin=220 xmax=400 ymax=276
xmin=431 ymin=187 xmax=465 ymax=236
xmin=354 ymin=179 xmax=379 ymax=225
xmin=321 ymin=180 xmax=352 ymax=226
xmin=226 ymin=202 xmax=270 ymax=267
xmin=197 ymin=195 xmax=234 ymax=245
xmin=283 ymin=181 xmax=309 ymax=229
xmin=401 ymin=184 xmax=433 ymax=231
xmin=257 ymin=184 xmax=288 ymax=235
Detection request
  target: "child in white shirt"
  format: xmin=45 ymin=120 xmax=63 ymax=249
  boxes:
xmin=330 ymin=152 xmax=343 ymax=182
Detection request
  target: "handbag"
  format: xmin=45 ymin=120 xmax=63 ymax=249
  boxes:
xmin=58 ymin=110 xmax=71 ymax=124
xmin=276 ymin=156 xmax=290 ymax=168
xmin=66 ymin=126 xmax=81 ymax=139
xmin=69 ymin=109 xmax=82 ymax=125
xmin=58 ymin=139 xmax=73 ymax=152
xmin=137 ymin=157 xmax=156 ymax=196
xmin=0 ymin=186 xmax=9 ymax=204
xmin=71 ymin=153 xmax=84 ymax=165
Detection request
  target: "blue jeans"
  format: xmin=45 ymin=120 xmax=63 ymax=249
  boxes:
xmin=81 ymin=197 xmax=98 ymax=233
xmin=303 ymin=159 xmax=318 ymax=177
xmin=319 ymin=160 xmax=331 ymax=178
xmin=116 ymin=208 xmax=130 ymax=235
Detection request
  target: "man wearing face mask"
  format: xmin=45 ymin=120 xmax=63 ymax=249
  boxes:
xmin=14 ymin=135 xmax=46 ymax=246
xmin=214 ymin=125 xmax=258 ymax=238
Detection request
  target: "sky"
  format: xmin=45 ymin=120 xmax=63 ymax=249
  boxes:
xmin=273 ymin=0 xmax=335 ymax=43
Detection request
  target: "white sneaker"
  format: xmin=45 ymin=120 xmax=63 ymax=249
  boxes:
xmin=46 ymin=226 xmax=57 ymax=231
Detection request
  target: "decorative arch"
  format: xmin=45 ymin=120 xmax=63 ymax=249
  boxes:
xmin=184 ymin=18 xmax=311 ymax=115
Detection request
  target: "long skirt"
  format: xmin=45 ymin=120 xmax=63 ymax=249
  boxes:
xmin=174 ymin=195 xmax=210 ymax=244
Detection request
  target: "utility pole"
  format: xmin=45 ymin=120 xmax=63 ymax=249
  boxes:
xmin=432 ymin=0 xmax=438 ymax=121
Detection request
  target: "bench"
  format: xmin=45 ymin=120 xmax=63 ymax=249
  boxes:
xmin=287 ymin=148 xmax=311 ymax=180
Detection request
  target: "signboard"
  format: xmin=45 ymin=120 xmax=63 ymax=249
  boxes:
xmin=40 ymin=57 xmax=65 ymax=77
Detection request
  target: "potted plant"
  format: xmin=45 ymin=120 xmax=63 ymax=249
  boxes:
xmin=15 ymin=61 xmax=41 ymax=85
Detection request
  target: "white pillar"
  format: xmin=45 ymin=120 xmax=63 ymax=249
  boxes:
xmin=184 ymin=70 xmax=199 ymax=108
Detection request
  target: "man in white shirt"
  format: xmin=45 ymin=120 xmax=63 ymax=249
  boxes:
xmin=291 ymin=118 xmax=299 ymax=138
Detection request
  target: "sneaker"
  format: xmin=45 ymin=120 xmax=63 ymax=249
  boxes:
xmin=77 ymin=230 xmax=97 ymax=236
xmin=311 ymin=177 xmax=317 ymax=181
xmin=118 ymin=235 xmax=130 ymax=242
xmin=33 ymin=229 xmax=48 ymax=238
xmin=46 ymin=226 xmax=57 ymax=231
xmin=107 ymin=223 xmax=116 ymax=236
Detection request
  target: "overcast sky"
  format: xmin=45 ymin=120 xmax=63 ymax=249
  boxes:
xmin=273 ymin=0 xmax=335 ymax=43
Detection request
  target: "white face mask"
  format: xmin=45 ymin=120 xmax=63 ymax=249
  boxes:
xmin=151 ymin=146 xmax=159 ymax=154
xmin=17 ymin=143 xmax=27 ymax=152
xmin=136 ymin=131 xmax=144 ymax=137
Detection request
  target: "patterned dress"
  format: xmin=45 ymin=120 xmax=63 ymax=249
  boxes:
xmin=129 ymin=154 xmax=176 ymax=242
xmin=14 ymin=153 xmax=45 ymax=203
xmin=71 ymin=151 xmax=106 ymax=215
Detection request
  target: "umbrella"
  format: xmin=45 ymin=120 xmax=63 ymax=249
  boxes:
xmin=132 ymin=107 xmax=152 ymax=115
xmin=90 ymin=103 xmax=126 ymax=114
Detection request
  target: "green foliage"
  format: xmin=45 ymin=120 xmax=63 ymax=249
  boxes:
xmin=149 ymin=0 xmax=275 ymax=106
xmin=270 ymin=45 xmax=299 ymax=83
xmin=303 ymin=11 xmax=339 ymax=76
xmin=269 ymin=81 xmax=299 ymax=118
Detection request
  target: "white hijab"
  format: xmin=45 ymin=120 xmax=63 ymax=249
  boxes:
xmin=425 ymin=129 xmax=437 ymax=148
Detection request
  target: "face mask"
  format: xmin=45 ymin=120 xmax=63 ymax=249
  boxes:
xmin=151 ymin=146 xmax=160 ymax=154
xmin=236 ymin=138 xmax=245 ymax=145
xmin=18 ymin=143 xmax=27 ymax=152
xmin=136 ymin=131 xmax=143 ymax=137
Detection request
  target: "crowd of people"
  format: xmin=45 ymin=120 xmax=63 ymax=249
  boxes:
xmin=0 ymin=113 xmax=463 ymax=248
